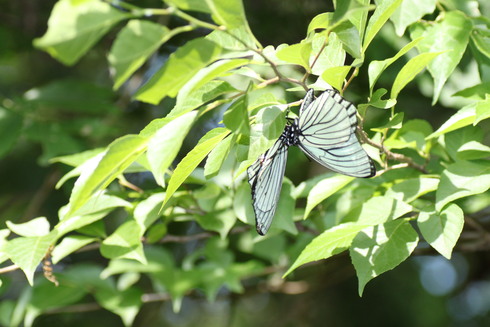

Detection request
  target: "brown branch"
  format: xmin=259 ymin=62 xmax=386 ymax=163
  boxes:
xmin=358 ymin=128 xmax=428 ymax=173
xmin=342 ymin=67 xmax=358 ymax=93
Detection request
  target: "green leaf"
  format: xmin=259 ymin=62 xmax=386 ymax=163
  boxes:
xmin=147 ymin=111 xmax=198 ymax=186
xmin=350 ymin=219 xmax=419 ymax=295
xmin=134 ymin=38 xmax=222 ymax=104
xmin=321 ymin=66 xmax=351 ymax=91
xmin=307 ymin=13 xmax=331 ymax=33
xmin=133 ymin=193 xmax=166 ymax=232
xmin=348 ymin=196 xmax=413 ymax=226
xmin=223 ymin=95 xmax=250 ymax=135
xmin=390 ymin=0 xmax=437 ymax=36
xmin=276 ymin=42 xmax=312 ymax=69
xmin=475 ymin=94 xmax=490 ymax=124
xmin=443 ymin=126 xmax=490 ymax=160
xmin=4 ymin=231 xmax=58 ymax=285
xmin=412 ymin=11 xmax=473 ymax=104
xmin=109 ymin=20 xmax=170 ymax=90
xmin=51 ymin=235 xmax=96 ymax=264
xmin=332 ymin=20 xmax=362 ymax=59
xmin=57 ymin=194 xmax=131 ymax=236
xmin=310 ymin=33 xmax=346 ymax=76
xmin=285 ymin=222 xmax=366 ymax=276
xmin=247 ymin=105 xmax=286 ymax=161
xmin=164 ymin=128 xmax=230 ymax=206
xmin=170 ymin=80 xmax=238 ymax=118
xmin=65 ymin=135 xmax=147 ymax=217
xmin=165 ymin=0 xmax=211 ymax=13
xmin=436 ymin=160 xmax=490 ymax=211
xmin=304 ymin=175 xmax=354 ymax=219
xmin=6 ymin=217 xmax=50 ymax=237
xmin=418 ymin=204 xmax=464 ymax=259
xmin=101 ymin=220 xmax=146 ymax=264
xmin=391 ymin=51 xmax=443 ymax=99
xmin=426 ymin=103 xmax=477 ymax=139
xmin=453 ymin=82 xmax=490 ymax=100
xmin=471 ymin=27 xmax=490 ymax=58
xmin=33 ymin=0 xmax=129 ymax=65
xmin=204 ymin=134 xmax=235 ymax=178
xmin=95 ymin=286 xmax=142 ymax=327
xmin=385 ymin=176 xmax=439 ymax=203
xmin=368 ymin=37 xmax=422 ymax=93
xmin=205 ymin=26 xmax=256 ymax=50
xmin=0 ymin=107 xmax=22 ymax=158
xmin=269 ymin=179 xmax=297 ymax=235
xmin=363 ymin=0 xmax=403 ymax=51
xmin=205 ymin=0 xmax=250 ymax=29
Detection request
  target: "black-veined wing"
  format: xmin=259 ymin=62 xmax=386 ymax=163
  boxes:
xmin=247 ymin=138 xmax=289 ymax=235
xmin=297 ymin=89 xmax=375 ymax=178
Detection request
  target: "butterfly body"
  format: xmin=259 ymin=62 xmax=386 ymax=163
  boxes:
xmin=247 ymin=89 xmax=375 ymax=235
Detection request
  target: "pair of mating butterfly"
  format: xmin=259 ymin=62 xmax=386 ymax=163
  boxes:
xmin=247 ymin=88 xmax=376 ymax=235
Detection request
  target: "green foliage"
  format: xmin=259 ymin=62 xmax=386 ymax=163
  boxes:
xmin=1 ymin=0 xmax=490 ymax=325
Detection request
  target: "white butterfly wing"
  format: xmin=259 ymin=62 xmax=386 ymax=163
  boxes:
xmin=298 ymin=89 xmax=375 ymax=178
xmin=247 ymin=139 xmax=289 ymax=235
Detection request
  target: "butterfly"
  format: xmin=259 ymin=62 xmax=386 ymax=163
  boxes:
xmin=247 ymin=89 xmax=376 ymax=235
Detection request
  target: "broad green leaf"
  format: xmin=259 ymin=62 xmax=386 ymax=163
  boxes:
xmin=176 ymin=58 xmax=249 ymax=106
xmin=196 ymin=209 xmax=236 ymax=239
xmin=100 ymin=220 xmax=147 ymax=264
xmin=285 ymin=222 xmax=366 ymax=276
xmin=436 ymin=160 xmax=490 ymax=211
xmin=348 ymin=196 xmax=413 ymax=226
xmin=51 ymin=235 xmax=96 ymax=264
xmin=321 ymin=66 xmax=351 ymax=91
xmin=223 ymin=95 xmax=250 ymax=135
xmin=390 ymin=0 xmax=437 ymax=36
xmin=276 ymin=42 xmax=312 ymax=69
xmin=304 ymin=175 xmax=354 ymax=219
xmin=147 ymin=111 xmax=198 ymax=186
xmin=453 ymin=82 xmax=490 ymax=100
xmin=134 ymin=38 xmax=222 ymax=104
xmin=0 ymin=229 xmax=11 ymax=264
xmin=66 ymin=135 xmax=147 ymax=217
xmin=6 ymin=217 xmax=50 ymax=237
xmin=307 ymin=13 xmax=331 ymax=33
xmin=57 ymin=194 xmax=131 ymax=236
xmin=475 ymin=94 xmax=490 ymax=124
xmin=133 ymin=193 xmax=166 ymax=231
xmin=426 ymin=103 xmax=477 ymax=139
xmin=385 ymin=176 xmax=439 ymax=203
xmin=444 ymin=126 xmax=490 ymax=160
xmin=247 ymin=105 xmax=286 ymax=161
xmin=418 ymin=204 xmax=464 ymax=259
xmin=204 ymin=134 xmax=235 ymax=178
xmin=33 ymin=0 xmax=129 ymax=65
xmin=471 ymin=27 xmax=490 ymax=58
xmin=109 ymin=20 xmax=170 ymax=90
xmin=350 ymin=219 xmax=419 ymax=295
xmin=332 ymin=20 xmax=362 ymax=59
xmin=391 ymin=51 xmax=443 ymax=99
xmin=363 ymin=0 xmax=403 ymax=51
xmin=412 ymin=11 xmax=473 ymax=104
xmin=165 ymin=0 xmax=211 ymax=13
xmin=170 ymin=80 xmax=238 ymax=118
xmin=4 ymin=231 xmax=58 ymax=285
xmin=0 ymin=107 xmax=22 ymax=158
xmin=205 ymin=0 xmax=250 ymax=29
xmin=368 ymin=37 xmax=422 ymax=93
xmin=310 ymin=33 xmax=346 ymax=76
xmin=28 ymin=278 xmax=86 ymax=312
xmin=349 ymin=0 xmax=371 ymax=45
xmin=205 ymin=26 xmax=256 ymax=50
xmin=51 ymin=148 xmax=104 ymax=167
xmin=371 ymin=112 xmax=404 ymax=131
xmin=95 ymin=286 xmax=142 ymax=327
xmin=164 ymin=128 xmax=230 ymax=205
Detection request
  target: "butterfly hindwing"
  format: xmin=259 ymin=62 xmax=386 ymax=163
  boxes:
xmin=247 ymin=138 xmax=289 ymax=235
xmin=297 ymin=89 xmax=375 ymax=178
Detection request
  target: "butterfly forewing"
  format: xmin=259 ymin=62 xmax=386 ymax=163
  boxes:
xmin=247 ymin=138 xmax=289 ymax=235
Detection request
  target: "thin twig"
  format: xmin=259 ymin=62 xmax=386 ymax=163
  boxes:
xmin=0 ymin=264 xmax=19 ymax=274
xmin=358 ymin=128 xmax=428 ymax=173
